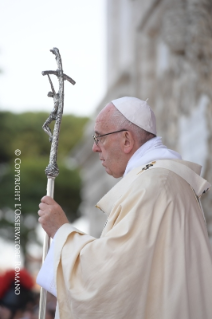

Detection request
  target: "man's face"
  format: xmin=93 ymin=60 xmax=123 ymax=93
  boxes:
xmin=92 ymin=104 xmax=127 ymax=178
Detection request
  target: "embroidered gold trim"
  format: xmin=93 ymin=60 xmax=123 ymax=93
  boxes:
xmin=137 ymin=161 xmax=156 ymax=175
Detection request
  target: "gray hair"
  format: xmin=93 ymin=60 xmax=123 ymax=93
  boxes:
xmin=111 ymin=107 xmax=155 ymax=145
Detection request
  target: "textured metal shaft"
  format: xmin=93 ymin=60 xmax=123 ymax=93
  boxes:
xmin=44 ymin=48 xmax=64 ymax=178
xmin=38 ymin=177 xmax=55 ymax=319
xmin=39 ymin=47 xmax=75 ymax=319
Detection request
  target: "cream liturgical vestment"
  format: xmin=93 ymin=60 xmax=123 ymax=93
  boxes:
xmin=47 ymin=159 xmax=212 ymax=319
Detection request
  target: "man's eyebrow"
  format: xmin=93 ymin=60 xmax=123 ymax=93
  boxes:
xmin=94 ymin=131 xmax=101 ymax=135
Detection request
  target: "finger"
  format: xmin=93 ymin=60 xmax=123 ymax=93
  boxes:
xmin=41 ymin=195 xmax=55 ymax=205
xmin=38 ymin=216 xmax=42 ymax=223
xmin=38 ymin=216 xmax=45 ymax=225
xmin=38 ymin=210 xmax=44 ymax=217
xmin=39 ymin=202 xmax=47 ymax=210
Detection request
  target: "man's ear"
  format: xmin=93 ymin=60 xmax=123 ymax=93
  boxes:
xmin=122 ymin=131 xmax=134 ymax=154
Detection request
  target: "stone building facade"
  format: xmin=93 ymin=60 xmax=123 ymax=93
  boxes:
xmin=71 ymin=0 xmax=212 ymax=241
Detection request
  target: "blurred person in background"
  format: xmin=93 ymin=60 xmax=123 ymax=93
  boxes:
xmin=0 ymin=269 xmax=36 ymax=319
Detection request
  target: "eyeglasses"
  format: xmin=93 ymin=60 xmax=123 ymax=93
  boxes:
xmin=93 ymin=129 xmax=128 ymax=145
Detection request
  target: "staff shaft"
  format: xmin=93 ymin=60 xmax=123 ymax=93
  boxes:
xmin=38 ymin=177 xmax=55 ymax=319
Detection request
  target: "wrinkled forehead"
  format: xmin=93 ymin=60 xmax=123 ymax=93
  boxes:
xmin=94 ymin=103 xmax=117 ymax=133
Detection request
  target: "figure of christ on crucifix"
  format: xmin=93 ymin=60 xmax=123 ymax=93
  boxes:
xmin=42 ymin=74 xmax=60 ymax=143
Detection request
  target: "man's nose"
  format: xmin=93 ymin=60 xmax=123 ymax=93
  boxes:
xmin=92 ymin=142 xmax=101 ymax=153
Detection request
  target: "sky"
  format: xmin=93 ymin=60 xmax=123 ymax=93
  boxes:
xmin=0 ymin=0 xmax=107 ymax=117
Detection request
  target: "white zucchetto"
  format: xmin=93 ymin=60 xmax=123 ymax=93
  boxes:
xmin=111 ymin=97 xmax=157 ymax=135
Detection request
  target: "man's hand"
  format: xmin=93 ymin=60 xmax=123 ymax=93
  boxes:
xmin=38 ymin=196 xmax=69 ymax=238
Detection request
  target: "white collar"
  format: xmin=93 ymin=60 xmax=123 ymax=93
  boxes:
xmin=124 ymin=137 xmax=182 ymax=176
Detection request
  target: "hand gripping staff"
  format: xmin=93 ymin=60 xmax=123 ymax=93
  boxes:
xmin=38 ymin=48 xmax=75 ymax=319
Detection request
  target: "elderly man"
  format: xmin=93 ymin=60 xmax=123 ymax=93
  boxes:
xmin=37 ymin=97 xmax=212 ymax=319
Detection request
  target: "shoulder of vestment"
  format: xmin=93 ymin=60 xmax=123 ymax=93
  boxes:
xmin=96 ymin=159 xmax=210 ymax=216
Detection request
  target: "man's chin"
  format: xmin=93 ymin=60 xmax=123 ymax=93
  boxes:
xmin=104 ymin=167 xmax=122 ymax=179
xmin=104 ymin=166 xmax=112 ymax=176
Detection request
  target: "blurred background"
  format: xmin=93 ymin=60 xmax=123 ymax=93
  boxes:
xmin=0 ymin=0 xmax=212 ymax=318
